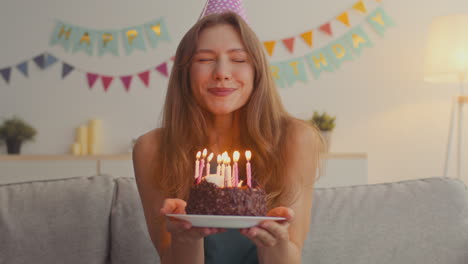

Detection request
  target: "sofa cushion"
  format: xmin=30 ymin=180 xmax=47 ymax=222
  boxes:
xmin=0 ymin=175 xmax=115 ymax=264
xmin=303 ymin=177 xmax=468 ymax=264
xmin=110 ymin=177 xmax=160 ymax=264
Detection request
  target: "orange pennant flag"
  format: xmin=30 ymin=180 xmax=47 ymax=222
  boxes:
xmin=300 ymin=31 xmax=313 ymax=48
xmin=319 ymin=23 xmax=333 ymax=36
xmin=282 ymin=37 xmax=295 ymax=53
xmin=263 ymin=41 xmax=276 ymax=56
xmin=337 ymin=12 xmax=351 ymax=27
xmin=353 ymin=0 xmax=367 ymax=13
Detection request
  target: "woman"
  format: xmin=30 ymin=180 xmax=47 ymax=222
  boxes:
xmin=132 ymin=12 xmax=324 ymax=264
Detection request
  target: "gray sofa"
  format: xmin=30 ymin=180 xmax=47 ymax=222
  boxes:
xmin=1 ymin=175 xmax=467 ymax=264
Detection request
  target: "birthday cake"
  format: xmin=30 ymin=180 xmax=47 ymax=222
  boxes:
xmin=185 ymin=150 xmax=267 ymax=216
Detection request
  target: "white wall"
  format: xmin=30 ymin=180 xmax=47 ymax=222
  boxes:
xmin=1 ymin=0 xmax=467 ymax=184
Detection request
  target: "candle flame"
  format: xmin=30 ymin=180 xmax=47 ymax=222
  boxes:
xmin=196 ymin=151 xmax=201 ymax=159
xmin=217 ymin=154 xmax=222 ymax=163
xmin=245 ymin=150 xmax=251 ymax=161
xmin=226 ymin=156 xmax=231 ymax=164
xmin=202 ymin=148 xmax=207 ymax=158
xmin=233 ymin=151 xmax=240 ymax=162
xmin=238 ymin=180 xmax=243 ymax=187
xmin=207 ymin=153 xmax=214 ymax=162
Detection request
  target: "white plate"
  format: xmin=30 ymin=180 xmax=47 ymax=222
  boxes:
xmin=166 ymin=214 xmax=286 ymax=228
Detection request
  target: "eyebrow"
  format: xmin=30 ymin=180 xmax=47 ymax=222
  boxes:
xmin=195 ymin=48 xmax=246 ymax=54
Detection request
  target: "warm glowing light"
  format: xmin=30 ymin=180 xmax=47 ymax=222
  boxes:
xmin=233 ymin=151 xmax=240 ymax=162
xmin=196 ymin=151 xmax=201 ymax=159
xmin=245 ymin=150 xmax=251 ymax=161
xmin=207 ymin=153 xmax=214 ymax=162
xmin=202 ymin=148 xmax=207 ymax=158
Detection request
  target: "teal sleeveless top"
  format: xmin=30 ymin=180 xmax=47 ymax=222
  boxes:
xmin=204 ymin=229 xmax=259 ymax=264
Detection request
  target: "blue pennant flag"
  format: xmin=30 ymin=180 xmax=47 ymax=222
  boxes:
xmin=16 ymin=61 xmax=29 ymax=77
xmin=144 ymin=19 xmax=171 ymax=49
xmin=122 ymin=25 xmax=147 ymax=55
xmin=270 ymin=62 xmax=286 ymax=88
xmin=71 ymin=27 xmax=96 ymax=56
xmin=33 ymin=54 xmax=46 ymax=69
xmin=61 ymin=63 xmax=74 ymax=79
xmin=96 ymin=30 xmax=119 ymax=56
xmin=50 ymin=21 xmax=74 ymax=51
xmin=280 ymin=58 xmax=308 ymax=86
xmin=324 ymin=36 xmax=354 ymax=69
xmin=367 ymin=7 xmax=396 ymax=36
xmin=343 ymin=26 xmax=373 ymax=56
xmin=304 ymin=48 xmax=335 ymax=79
xmin=45 ymin=53 xmax=58 ymax=68
xmin=0 ymin=67 xmax=12 ymax=84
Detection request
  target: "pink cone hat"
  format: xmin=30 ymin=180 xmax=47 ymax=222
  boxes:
xmin=198 ymin=0 xmax=249 ymax=24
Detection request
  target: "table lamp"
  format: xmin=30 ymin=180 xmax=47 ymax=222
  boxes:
xmin=424 ymin=14 xmax=468 ymax=179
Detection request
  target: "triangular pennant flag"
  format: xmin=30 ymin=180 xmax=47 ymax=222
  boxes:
xmin=16 ymin=61 xmax=28 ymax=77
xmin=101 ymin=76 xmax=114 ymax=92
xmin=353 ymin=0 xmax=367 ymax=13
xmin=263 ymin=41 xmax=276 ymax=56
xmin=170 ymin=56 xmax=175 ymax=61
xmin=120 ymin=75 xmax=133 ymax=92
xmin=44 ymin=53 xmax=58 ymax=68
xmin=0 ymin=68 xmax=11 ymax=84
xmin=138 ymin=71 xmax=150 ymax=87
xmin=62 ymin=63 xmax=74 ymax=79
xmin=319 ymin=23 xmax=333 ymax=36
xmin=33 ymin=54 xmax=46 ymax=69
xmin=282 ymin=37 xmax=295 ymax=53
xmin=155 ymin=62 xmax=168 ymax=77
xmin=300 ymin=31 xmax=313 ymax=48
xmin=337 ymin=12 xmax=351 ymax=27
xmin=87 ymin=73 xmax=99 ymax=89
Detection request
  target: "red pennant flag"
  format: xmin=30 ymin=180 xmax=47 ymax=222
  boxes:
xmin=319 ymin=23 xmax=333 ymax=36
xmin=138 ymin=71 xmax=150 ymax=87
xmin=120 ymin=75 xmax=133 ymax=92
xmin=171 ymin=56 xmax=175 ymax=61
xmin=87 ymin=73 xmax=99 ymax=89
xmin=101 ymin=76 xmax=114 ymax=92
xmin=156 ymin=62 xmax=168 ymax=77
xmin=282 ymin=37 xmax=295 ymax=53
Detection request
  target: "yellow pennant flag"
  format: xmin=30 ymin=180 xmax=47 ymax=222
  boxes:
xmin=300 ymin=31 xmax=313 ymax=48
xmin=264 ymin=41 xmax=276 ymax=56
xmin=337 ymin=12 xmax=351 ymax=27
xmin=353 ymin=0 xmax=367 ymax=13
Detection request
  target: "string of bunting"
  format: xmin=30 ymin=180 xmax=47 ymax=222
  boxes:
xmin=0 ymin=52 xmax=173 ymax=92
xmin=50 ymin=17 xmax=171 ymax=56
xmin=263 ymin=0 xmax=382 ymax=56
xmin=270 ymin=6 xmax=395 ymax=87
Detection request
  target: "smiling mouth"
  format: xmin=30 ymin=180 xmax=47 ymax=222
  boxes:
xmin=207 ymin=87 xmax=237 ymax=97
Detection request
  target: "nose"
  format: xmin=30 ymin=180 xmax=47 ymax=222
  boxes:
xmin=213 ymin=60 xmax=232 ymax=81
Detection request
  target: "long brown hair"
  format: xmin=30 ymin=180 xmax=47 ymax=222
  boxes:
xmin=156 ymin=12 xmax=323 ymax=207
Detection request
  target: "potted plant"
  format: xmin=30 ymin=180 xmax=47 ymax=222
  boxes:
xmin=308 ymin=111 xmax=336 ymax=151
xmin=0 ymin=116 xmax=37 ymax=154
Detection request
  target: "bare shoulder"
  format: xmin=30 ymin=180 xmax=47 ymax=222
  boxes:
xmin=132 ymin=128 xmax=163 ymax=165
xmin=287 ymin=118 xmax=322 ymax=153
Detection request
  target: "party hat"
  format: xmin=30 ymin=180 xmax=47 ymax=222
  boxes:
xmin=198 ymin=0 xmax=249 ymax=24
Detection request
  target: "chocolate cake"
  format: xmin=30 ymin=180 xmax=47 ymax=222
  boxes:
xmin=186 ymin=179 xmax=267 ymax=216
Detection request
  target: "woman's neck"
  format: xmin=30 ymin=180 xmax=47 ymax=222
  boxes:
xmin=207 ymin=112 xmax=241 ymax=154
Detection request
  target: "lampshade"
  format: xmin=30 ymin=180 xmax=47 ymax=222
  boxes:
xmin=424 ymin=14 xmax=468 ymax=83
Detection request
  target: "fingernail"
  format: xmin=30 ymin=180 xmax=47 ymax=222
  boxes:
xmin=261 ymin=223 xmax=269 ymax=228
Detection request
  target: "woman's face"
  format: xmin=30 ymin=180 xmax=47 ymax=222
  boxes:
xmin=190 ymin=24 xmax=255 ymax=116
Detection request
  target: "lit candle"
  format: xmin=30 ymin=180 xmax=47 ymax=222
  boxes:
xmin=206 ymin=153 xmax=214 ymax=176
xmin=198 ymin=148 xmax=207 ymax=184
xmin=225 ymin=156 xmax=232 ymax=187
xmin=216 ymin=154 xmax=222 ymax=176
xmin=195 ymin=151 xmax=201 ymax=180
xmin=246 ymin=150 xmax=252 ymax=187
xmin=237 ymin=180 xmax=243 ymax=187
xmin=233 ymin=151 xmax=240 ymax=187
xmin=220 ymin=152 xmax=227 ymax=179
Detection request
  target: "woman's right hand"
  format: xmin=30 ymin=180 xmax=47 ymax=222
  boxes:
xmin=160 ymin=198 xmax=225 ymax=243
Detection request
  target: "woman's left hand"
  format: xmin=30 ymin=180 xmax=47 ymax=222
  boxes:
xmin=240 ymin=207 xmax=295 ymax=248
